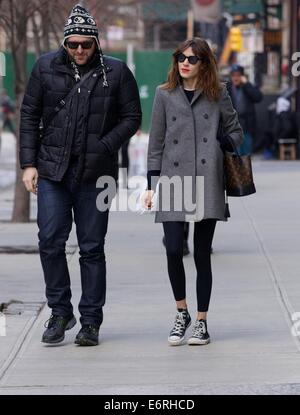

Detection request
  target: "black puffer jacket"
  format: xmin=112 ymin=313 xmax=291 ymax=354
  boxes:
xmin=227 ymin=81 xmax=263 ymax=137
xmin=20 ymin=47 xmax=142 ymax=182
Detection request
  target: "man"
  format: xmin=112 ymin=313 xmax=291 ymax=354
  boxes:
xmin=227 ymin=64 xmax=263 ymax=155
xmin=20 ymin=4 xmax=142 ymax=346
xmin=263 ymin=97 xmax=298 ymax=159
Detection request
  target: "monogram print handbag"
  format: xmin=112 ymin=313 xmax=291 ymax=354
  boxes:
xmin=217 ymin=119 xmax=256 ymax=197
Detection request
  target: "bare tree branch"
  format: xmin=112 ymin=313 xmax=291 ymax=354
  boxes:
xmin=31 ymin=13 xmax=42 ymax=57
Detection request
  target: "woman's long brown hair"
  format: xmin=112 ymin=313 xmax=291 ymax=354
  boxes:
xmin=161 ymin=37 xmax=222 ymax=101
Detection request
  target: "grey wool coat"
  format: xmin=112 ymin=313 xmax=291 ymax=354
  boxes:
xmin=147 ymin=84 xmax=243 ymax=223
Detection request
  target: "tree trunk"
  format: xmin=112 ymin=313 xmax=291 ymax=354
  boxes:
xmin=41 ymin=4 xmax=50 ymax=53
xmin=11 ymin=14 xmax=30 ymax=222
xmin=31 ymin=14 xmax=42 ymax=58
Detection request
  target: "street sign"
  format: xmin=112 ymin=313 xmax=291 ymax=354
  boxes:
xmin=222 ymin=0 xmax=264 ymax=15
xmin=264 ymin=30 xmax=282 ymax=47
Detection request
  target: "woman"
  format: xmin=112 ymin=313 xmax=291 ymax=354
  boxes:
xmin=143 ymin=38 xmax=243 ymax=346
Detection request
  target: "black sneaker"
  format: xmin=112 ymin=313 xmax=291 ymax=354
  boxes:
xmin=188 ymin=319 xmax=210 ymax=345
xmin=168 ymin=309 xmax=191 ymax=346
xmin=74 ymin=324 xmax=99 ymax=346
xmin=42 ymin=314 xmax=76 ymax=344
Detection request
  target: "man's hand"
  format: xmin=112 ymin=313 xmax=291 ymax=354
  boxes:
xmin=22 ymin=167 xmax=38 ymax=195
xmin=241 ymin=75 xmax=248 ymax=84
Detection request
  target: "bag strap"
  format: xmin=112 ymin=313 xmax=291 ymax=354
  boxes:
xmin=226 ymin=135 xmax=241 ymax=157
xmin=42 ymin=69 xmax=94 ymax=131
xmin=218 ymin=115 xmax=241 ymax=158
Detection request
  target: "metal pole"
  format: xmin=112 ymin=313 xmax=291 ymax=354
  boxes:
xmin=127 ymin=43 xmax=135 ymax=75
xmin=291 ymin=0 xmax=300 ymax=110
xmin=297 ymin=0 xmax=300 ymax=111
xmin=154 ymin=24 xmax=161 ymax=51
xmin=0 ymin=28 xmax=6 ymax=92
xmin=187 ymin=9 xmax=194 ymax=39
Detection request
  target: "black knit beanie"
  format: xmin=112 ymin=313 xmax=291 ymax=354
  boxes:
xmin=64 ymin=4 xmax=108 ymax=87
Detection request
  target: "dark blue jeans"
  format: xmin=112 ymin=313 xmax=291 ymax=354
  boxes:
xmin=37 ymin=161 xmax=109 ymax=328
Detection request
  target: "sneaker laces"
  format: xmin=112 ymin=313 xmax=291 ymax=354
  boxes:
xmin=44 ymin=315 xmax=70 ymax=329
xmin=81 ymin=325 xmax=98 ymax=335
xmin=192 ymin=320 xmax=206 ymax=337
xmin=170 ymin=311 xmax=188 ymax=336
xmin=44 ymin=315 xmax=60 ymax=329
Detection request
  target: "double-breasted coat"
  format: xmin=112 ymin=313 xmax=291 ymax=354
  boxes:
xmin=147 ymin=84 xmax=243 ymax=222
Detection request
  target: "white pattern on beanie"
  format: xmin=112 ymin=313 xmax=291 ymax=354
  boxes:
xmin=63 ymin=4 xmax=108 ymax=87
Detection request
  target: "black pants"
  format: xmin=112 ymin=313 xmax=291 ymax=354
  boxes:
xmin=37 ymin=160 xmax=109 ymax=328
xmin=163 ymin=219 xmax=217 ymax=312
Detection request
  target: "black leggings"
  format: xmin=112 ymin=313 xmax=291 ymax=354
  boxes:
xmin=163 ymin=219 xmax=217 ymax=312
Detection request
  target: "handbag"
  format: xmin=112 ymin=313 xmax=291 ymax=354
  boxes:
xmin=217 ymin=119 xmax=256 ymax=197
xmin=224 ymin=137 xmax=256 ymax=197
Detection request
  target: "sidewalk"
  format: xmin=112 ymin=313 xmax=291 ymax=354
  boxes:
xmin=0 ymin=160 xmax=300 ymax=395
xmin=0 ymin=132 xmax=16 ymax=189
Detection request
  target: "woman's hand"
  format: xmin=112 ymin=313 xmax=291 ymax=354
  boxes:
xmin=142 ymin=190 xmax=154 ymax=210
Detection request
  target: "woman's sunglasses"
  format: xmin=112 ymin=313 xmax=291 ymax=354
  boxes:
xmin=176 ymin=53 xmax=201 ymax=65
xmin=65 ymin=41 xmax=95 ymax=50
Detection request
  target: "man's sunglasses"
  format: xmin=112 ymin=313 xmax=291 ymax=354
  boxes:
xmin=65 ymin=41 xmax=95 ymax=50
xmin=176 ymin=53 xmax=201 ymax=65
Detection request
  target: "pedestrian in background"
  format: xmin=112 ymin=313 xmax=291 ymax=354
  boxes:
xmin=120 ymin=139 xmax=130 ymax=188
xmin=143 ymin=38 xmax=243 ymax=346
xmin=227 ymin=64 xmax=263 ymax=155
xmin=0 ymin=89 xmax=16 ymax=155
xmin=0 ymin=89 xmax=16 ymax=136
xmin=130 ymin=128 xmax=147 ymax=177
xmin=262 ymin=97 xmax=298 ymax=159
xmin=20 ymin=4 xmax=141 ymax=346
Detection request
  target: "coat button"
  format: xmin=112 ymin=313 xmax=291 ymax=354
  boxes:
xmin=203 ymin=137 xmax=208 ymax=143
xmin=173 ymin=139 xmax=178 ymax=144
xmin=172 ymin=116 xmax=177 ymax=121
xmin=201 ymin=159 xmax=206 ymax=164
xmin=203 ymin=113 xmax=209 ymax=119
xmin=174 ymin=161 xmax=179 ymax=167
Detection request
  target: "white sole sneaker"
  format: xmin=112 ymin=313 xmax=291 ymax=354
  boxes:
xmin=187 ymin=337 xmax=210 ymax=346
xmin=168 ymin=321 xmax=191 ymax=346
xmin=168 ymin=336 xmax=186 ymax=346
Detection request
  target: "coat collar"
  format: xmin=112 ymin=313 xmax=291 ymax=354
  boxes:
xmin=178 ymin=84 xmax=203 ymax=106
xmin=51 ymin=46 xmax=112 ymax=77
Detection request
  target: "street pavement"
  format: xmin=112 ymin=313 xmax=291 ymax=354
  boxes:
xmin=0 ymin=133 xmax=300 ymax=394
xmin=0 ymin=132 xmax=15 ymax=189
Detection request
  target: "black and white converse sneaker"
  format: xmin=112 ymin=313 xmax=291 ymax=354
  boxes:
xmin=188 ymin=319 xmax=210 ymax=345
xmin=168 ymin=309 xmax=191 ymax=346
